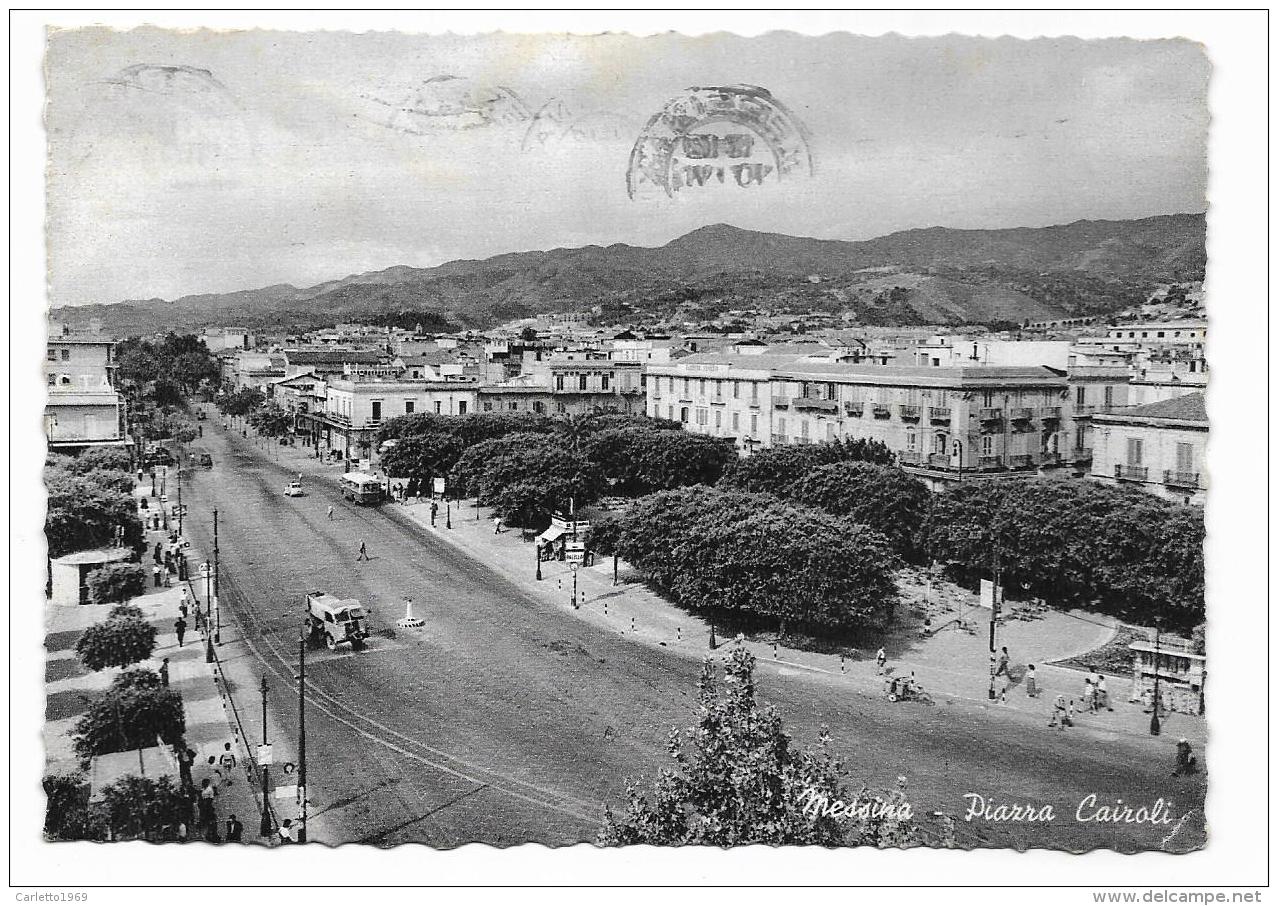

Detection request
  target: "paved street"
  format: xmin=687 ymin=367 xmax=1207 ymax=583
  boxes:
xmin=179 ymin=420 xmax=1206 ymax=851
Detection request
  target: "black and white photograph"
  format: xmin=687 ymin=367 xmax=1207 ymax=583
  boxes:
xmin=10 ymin=9 xmax=1268 ymax=900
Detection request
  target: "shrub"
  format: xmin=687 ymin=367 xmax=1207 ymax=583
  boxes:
xmin=100 ymin=775 xmax=190 ymax=841
xmin=86 ymin=563 xmax=148 ymax=606
xmin=43 ymin=772 xmax=105 ymax=841
xmin=75 ymin=613 xmax=157 ymax=671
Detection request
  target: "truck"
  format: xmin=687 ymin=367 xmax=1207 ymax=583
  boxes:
xmin=304 ymin=592 xmax=370 ymax=651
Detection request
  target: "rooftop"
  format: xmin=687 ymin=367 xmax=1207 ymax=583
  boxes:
xmin=1099 ymin=391 xmax=1207 ymax=424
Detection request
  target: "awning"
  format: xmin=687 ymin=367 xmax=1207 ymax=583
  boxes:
xmin=536 ymin=525 xmax=566 ymax=546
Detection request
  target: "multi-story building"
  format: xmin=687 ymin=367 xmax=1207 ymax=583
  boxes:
xmin=304 ymin=377 xmax=479 ymax=461
xmin=44 ymin=329 xmax=127 ymax=453
xmin=1105 ymin=320 xmax=1206 ymax=349
xmin=476 ymin=359 xmax=646 ymax=417
xmin=1091 ymin=392 xmax=1207 ymax=505
xmin=646 ymin=350 xmax=1086 ymax=486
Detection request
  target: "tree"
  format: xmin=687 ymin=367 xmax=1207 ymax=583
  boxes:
xmin=85 ymin=563 xmax=148 ymax=606
xmin=519 ymin=326 xmax=538 ymax=342
xmin=599 ymin=647 xmax=920 ymax=847
xmin=586 ymin=427 xmax=737 ymax=495
xmin=45 ymin=469 xmax=144 ymax=558
xmin=720 ymin=437 xmax=896 ymax=496
xmin=380 ymin=433 xmax=467 ymax=484
xmin=785 ymin=462 xmax=931 ymax=559
xmin=477 ymin=438 xmax=606 ymax=523
xmin=99 ymin=775 xmax=190 ymax=841
xmin=248 ymin=402 xmax=291 ymax=437
xmin=73 ymin=675 xmax=185 ymax=762
xmin=617 ymin=488 xmax=899 ymax=634
xmin=75 ymin=612 xmax=157 ymax=671
xmin=215 ymin=386 xmax=266 ymax=417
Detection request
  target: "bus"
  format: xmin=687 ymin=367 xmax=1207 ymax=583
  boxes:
xmin=339 ymin=471 xmax=386 ymax=505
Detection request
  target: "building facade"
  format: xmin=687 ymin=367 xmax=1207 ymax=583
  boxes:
xmin=1090 ymin=393 xmax=1207 ymax=505
xmin=45 ymin=332 xmax=126 ymax=452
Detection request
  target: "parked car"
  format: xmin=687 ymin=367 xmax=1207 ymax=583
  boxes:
xmin=284 ymin=480 xmax=305 ymax=497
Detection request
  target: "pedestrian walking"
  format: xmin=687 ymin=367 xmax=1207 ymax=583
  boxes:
xmin=174 ymin=617 xmax=187 ymax=648
xmin=327 ymin=505 xmax=334 ymax=520
xmin=995 ymin=646 xmax=1010 ymax=678
xmin=356 ymin=539 xmax=370 ymax=561
xmin=154 ymin=542 xmax=163 ymax=564
xmin=875 ymin=647 xmax=887 ymax=675
xmin=219 ymin=742 xmax=237 ymax=771
xmin=1082 ymin=677 xmax=1096 ymax=712
xmin=225 ymin=814 xmax=243 ymax=843
xmin=153 ymin=564 xmax=163 ymax=587
xmin=1097 ymin=674 xmax=1113 ymax=711
xmin=197 ymin=779 xmax=219 ymax=839
xmin=493 ymin=516 xmax=503 ymax=534
xmin=160 ymin=657 xmax=170 ymax=687
xmin=1024 ymin=664 xmax=1038 ymax=698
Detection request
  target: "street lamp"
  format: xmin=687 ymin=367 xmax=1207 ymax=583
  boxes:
xmin=535 ymin=538 xmax=543 ymax=581
xmin=952 ymin=439 xmax=964 ymax=483
xmin=296 ymin=625 xmax=308 ymax=844
xmin=259 ymin=676 xmax=273 ymax=838
xmin=204 ymin=561 xmax=215 ymax=664
xmin=1149 ymin=620 xmax=1163 ymax=736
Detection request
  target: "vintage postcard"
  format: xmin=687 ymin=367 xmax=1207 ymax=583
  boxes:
xmin=26 ymin=14 xmax=1255 ymax=891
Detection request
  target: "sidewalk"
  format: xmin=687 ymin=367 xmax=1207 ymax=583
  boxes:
xmin=228 ymin=419 xmax=1207 ymax=747
xmin=42 ymin=479 xmax=275 ymax=844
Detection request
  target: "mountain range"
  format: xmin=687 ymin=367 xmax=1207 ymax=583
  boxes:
xmin=51 ymin=213 xmax=1206 ymax=336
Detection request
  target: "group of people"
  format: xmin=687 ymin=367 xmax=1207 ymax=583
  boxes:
xmin=173 ymin=742 xmax=245 ymax=843
xmin=151 ymin=536 xmax=189 ymax=588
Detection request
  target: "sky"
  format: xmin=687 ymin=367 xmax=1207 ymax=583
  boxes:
xmin=44 ymin=28 xmax=1209 ymax=307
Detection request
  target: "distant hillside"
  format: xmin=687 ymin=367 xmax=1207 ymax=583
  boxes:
xmin=52 ymin=213 xmax=1205 ymax=335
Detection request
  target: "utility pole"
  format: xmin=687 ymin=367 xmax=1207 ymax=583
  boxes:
xmin=213 ymin=508 xmax=220 ymax=644
xmin=1149 ymin=621 xmax=1163 ymax=736
xmin=176 ymin=469 xmax=183 ymax=536
xmin=259 ymin=675 xmax=272 ymax=838
xmin=988 ymin=544 xmax=1001 ymax=701
xmin=204 ymin=559 xmax=215 ymax=665
xmin=297 ymin=630 xmax=308 ymax=844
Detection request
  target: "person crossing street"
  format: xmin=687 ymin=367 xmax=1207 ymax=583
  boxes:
xmin=356 ymin=539 xmax=370 ymax=561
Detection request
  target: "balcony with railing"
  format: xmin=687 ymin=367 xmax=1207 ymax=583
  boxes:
xmin=979 ymin=407 xmax=1003 ymax=423
xmin=1114 ymin=463 xmax=1149 ymax=482
xmin=793 ymin=397 xmax=838 ymax=414
xmin=898 ymin=451 xmax=924 ymax=466
xmin=978 ymin=454 xmax=1004 ymax=470
xmin=1039 ymin=406 xmax=1062 ymax=422
xmin=1039 ymin=451 xmax=1062 ymax=466
xmin=844 ymin=401 xmax=864 ymax=417
xmin=1163 ymin=469 xmax=1201 ymax=489
xmin=1009 ymin=453 xmax=1035 ymax=469
xmin=1072 ymin=446 xmax=1093 ymax=461
xmin=1010 ymin=407 xmax=1034 ymax=422
xmin=898 ymin=404 xmax=921 ymax=421
xmin=928 ymin=406 xmax=952 ymax=424
xmin=872 ymin=403 xmax=891 ymax=419
xmin=927 ymin=452 xmax=952 ymax=469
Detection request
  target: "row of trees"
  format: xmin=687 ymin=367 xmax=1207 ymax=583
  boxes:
xmin=605 ymin=486 xmax=899 ymax=635
xmin=116 ymin=334 xmax=219 ymax=446
xmin=926 ymin=478 xmax=1205 ymax=632
xmin=378 ymin=412 xmax=734 ymax=525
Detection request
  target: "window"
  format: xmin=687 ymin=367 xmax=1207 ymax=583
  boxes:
xmin=668 ymin=377 xmax=675 ymax=394
xmin=800 ymin=420 xmax=809 ymax=439
xmin=826 ymin=423 xmax=835 ymax=440
xmin=981 ymin=435 xmax=993 ymax=456
xmin=699 ymin=379 xmax=707 ymax=396
xmin=933 ymin=433 xmax=947 ymax=454
xmin=1176 ymin=443 xmax=1194 ymax=472
xmin=483 ymin=402 xmax=494 ymax=412
xmin=579 ymin=374 xmax=588 ymax=391
xmin=1103 ymin=386 xmax=1114 ymax=409
xmin=556 ymin=375 xmax=565 ymax=391
xmin=714 ymin=410 xmax=722 ymax=429
xmin=777 ymin=417 xmax=787 ymax=436
xmin=682 ymin=378 xmax=689 ymax=397
xmin=696 ymin=408 xmax=709 ymax=426
xmin=556 ymin=402 xmax=567 ymax=414
xmin=509 ymin=402 xmax=519 ymax=411
xmin=533 ymin=401 xmax=545 ymax=414
xmin=61 ymin=349 xmax=70 ymax=361
xmin=715 ymin=380 xmax=723 ymax=399
xmin=601 ymin=374 xmax=610 ymax=391
xmin=667 ymin=404 xmax=674 ymax=420
xmin=47 ymin=374 xmax=55 ymax=385
xmin=751 ymin=382 xmax=758 ymax=403
xmin=982 ymin=390 xmax=994 ymax=407
xmin=458 ymin=401 xmax=467 ymax=415
xmin=1075 ymin=426 xmax=1086 ymax=450
xmin=906 ymin=430 xmax=917 ymax=452
xmin=1157 ymin=332 xmax=1165 ymax=338
xmin=404 ymin=401 xmax=415 ymax=414
xmin=1126 ymin=438 xmax=1143 ymax=465
xmin=732 ymin=381 xmax=740 ymax=399
xmin=680 ymin=407 xmax=689 ymax=423
xmin=1076 ymin=386 xmax=1087 ymax=407
xmin=371 ymin=401 xmax=382 ymax=421
xmin=46 ymin=348 xmax=56 ymax=361
xmin=731 ymin=412 xmax=739 ymax=431
xmin=750 ymin=415 xmax=758 ymax=436
xmin=434 ymin=401 xmax=442 ymax=414
xmin=60 ymin=375 xmax=72 ymax=386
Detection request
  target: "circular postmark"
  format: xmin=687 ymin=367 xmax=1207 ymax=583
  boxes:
xmin=626 ymin=84 xmax=814 ymax=199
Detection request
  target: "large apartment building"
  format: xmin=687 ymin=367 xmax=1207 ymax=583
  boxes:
xmin=646 ymin=350 xmax=1090 ymax=486
xmin=1091 ymin=393 xmax=1207 ymax=505
xmin=44 ymin=330 xmax=126 ymax=453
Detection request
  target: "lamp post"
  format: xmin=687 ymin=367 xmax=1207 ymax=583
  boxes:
xmin=571 ymin=563 xmax=579 ymax=609
xmin=296 ymin=627 xmax=308 ymax=844
xmin=213 ymin=508 xmax=221 ymax=645
xmin=204 ymin=561 xmax=214 ymax=664
xmin=259 ymin=675 xmax=272 ymax=838
xmin=176 ymin=469 xmax=183 ymax=536
xmin=535 ymin=538 xmax=542 ymax=581
xmin=446 ymin=498 xmax=452 ymax=529
xmin=1149 ymin=620 xmax=1163 ymax=736
xmin=987 ymin=537 xmax=1001 ymax=701
xmin=952 ymin=438 xmax=964 ymax=483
